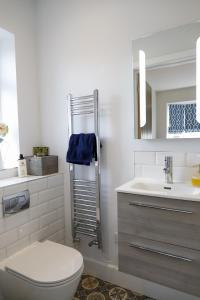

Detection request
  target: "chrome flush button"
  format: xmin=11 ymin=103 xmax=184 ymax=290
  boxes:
xmin=2 ymin=190 xmax=30 ymax=216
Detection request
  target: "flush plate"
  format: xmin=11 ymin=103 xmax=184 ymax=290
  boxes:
xmin=2 ymin=190 xmax=30 ymax=216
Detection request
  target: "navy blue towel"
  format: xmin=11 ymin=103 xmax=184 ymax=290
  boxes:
xmin=66 ymin=133 xmax=97 ymax=166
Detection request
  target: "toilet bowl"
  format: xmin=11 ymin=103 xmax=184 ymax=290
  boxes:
xmin=0 ymin=240 xmax=84 ymax=300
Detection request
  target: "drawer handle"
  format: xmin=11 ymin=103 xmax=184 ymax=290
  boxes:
xmin=128 ymin=243 xmax=192 ymax=262
xmin=129 ymin=202 xmax=193 ymax=214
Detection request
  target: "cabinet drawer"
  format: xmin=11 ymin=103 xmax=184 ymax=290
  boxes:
xmin=119 ymin=233 xmax=200 ymax=297
xmin=118 ymin=192 xmax=200 ymax=250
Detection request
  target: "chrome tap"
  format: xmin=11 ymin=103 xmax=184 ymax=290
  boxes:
xmin=163 ymin=156 xmax=173 ymax=184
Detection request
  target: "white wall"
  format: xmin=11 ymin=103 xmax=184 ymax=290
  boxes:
xmin=0 ymin=0 xmax=41 ymax=156
xmin=35 ymin=1 xmax=200 ymax=298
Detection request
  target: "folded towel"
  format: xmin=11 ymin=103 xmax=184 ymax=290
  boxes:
xmin=66 ymin=133 xmax=97 ymax=166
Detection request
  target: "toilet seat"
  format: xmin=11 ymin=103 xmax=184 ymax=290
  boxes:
xmin=4 ymin=240 xmax=84 ymax=288
xmin=6 ymin=264 xmax=84 ymax=288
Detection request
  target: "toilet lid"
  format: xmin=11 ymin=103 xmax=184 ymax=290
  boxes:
xmin=5 ymin=240 xmax=83 ymax=285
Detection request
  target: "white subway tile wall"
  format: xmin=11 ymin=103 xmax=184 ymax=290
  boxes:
xmin=134 ymin=151 xmax=156 ymax=165
xmin=0 ymin=174 xmax=65 ymax=262
xmin=134 ymin=151 xmax=199 ymax=182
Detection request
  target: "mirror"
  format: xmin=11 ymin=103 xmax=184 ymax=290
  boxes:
xmin=133 ymin=22 xmax=200 ymax=139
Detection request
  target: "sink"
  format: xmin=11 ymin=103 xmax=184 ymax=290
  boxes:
xmin=116 ymin=178 xmax=200 ymax=201
xmin=130 ymin=181 xmax=165 ymax=193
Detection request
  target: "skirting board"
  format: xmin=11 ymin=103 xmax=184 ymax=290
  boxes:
xmin=84 ymin=256 xmax=200 ymax=300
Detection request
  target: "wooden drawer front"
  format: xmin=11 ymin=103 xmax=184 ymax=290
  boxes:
xmin=119 ymin=233 xmax=200 ymax=297
xmin=118 ymin=192 xmax=200 ymax=250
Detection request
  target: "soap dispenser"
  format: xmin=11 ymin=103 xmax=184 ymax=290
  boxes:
xmin=17 ymin=154 xmax=27 ymax=177
xmin=192 ymin=164 xmax=200 ymax=187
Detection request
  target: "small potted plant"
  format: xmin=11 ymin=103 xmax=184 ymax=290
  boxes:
xmin=0 ymin=123 xmax=8 ymax=142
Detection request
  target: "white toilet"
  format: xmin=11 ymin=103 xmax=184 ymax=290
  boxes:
xmin=0 ymin=240 xmax=84 ymax=300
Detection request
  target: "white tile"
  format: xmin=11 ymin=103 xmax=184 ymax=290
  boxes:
xmin=30 ymin=226 xmax=49 ymax=243
xmin=0 ymin=177 xmax=64 ymax=259
xmin=0 ymin=248 xmax=6 ymax=261
xmin=173 ymin=167 xmax=195 ymax=183
xmin=40 ymin=211 xmax=57 ymax=228
xmin=57 ymin=229 xmax=65 ymax=242
xmin=5 ymin=210 xmax=30 ymax=231
xmin=48 ymin=174 xmax=64 ymax=188
xmin=7 ymin=236 xmax=29 ymax=257
xmin=0 ymin=189 xmax=3 ymax=203
xmin=3 ymin=183 xmax=28 ymax=196
xmin=48 ymin=229 xmax=65 ymax=243
xmin=0 ymin=229 xmax=18 ymax=248
xmin=28 ymin=178 xmax=48 ymax=194
xmin=18 ymin=219 xmax=40 ymax=239
xmin=48 ymin=219 xmax=65 ymax=236
xmin=57 ymin=207 xmax=65 ymax=219
xmin=142 ymin=165 xmax=165 ymax=181
xmin=156 ymin=152 xmax=186 ymax=167
xmin=0 ymin=218 xmax=6 ymax=235
xmin=186 ymin=153 xmax=200 ymax=167
xmin=132 ymin=152 xmax=135 ymax=167
xmin=30 ymin=203 xmax=48 ymax=220
xmin=135 ymin=151 xmax=155 ymax=165
xmin=30 ymin=193 xmax=40 ymax=207
xmin=0 ymin=204 xmax=3 ymax=219
xmin=134 ymin=165 xmax=143 ymax=177
xmin=38 ymin=186 xmax=64 ymax=203
xmin=48 ymin=197 xmax=64 ymax=212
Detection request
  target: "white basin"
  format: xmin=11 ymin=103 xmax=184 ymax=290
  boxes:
xmin=116 ymin=178 xmax=200 ymax=201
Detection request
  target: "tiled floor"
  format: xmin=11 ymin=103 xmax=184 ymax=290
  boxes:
xmin=74 ymin=274 xmax=155 ymax=300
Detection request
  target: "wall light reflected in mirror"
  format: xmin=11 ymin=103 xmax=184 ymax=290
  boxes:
xmin=139 ymin=50 xmax=146 ymax=127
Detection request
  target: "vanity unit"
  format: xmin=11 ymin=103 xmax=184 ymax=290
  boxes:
xmin=117 ymin=179 xmax=200 ymax=297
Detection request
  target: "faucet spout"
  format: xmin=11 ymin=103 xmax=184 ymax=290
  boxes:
xmin=163 ymin=156 xmax=173 ymax=184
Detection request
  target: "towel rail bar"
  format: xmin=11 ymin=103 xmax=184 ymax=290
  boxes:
xmin=75 ymin=230 xmax=96 ymax=238
xmin=74 ymin=211 xmax=97 ymax=219
xmin=71 ymin=100 xmax=94 ymax=108
xmin=74 ymin=202 xmax=96 ymax=209
xmin=75 ymin=226 xmax=95 ymax=233
xmin=72 ymin=105 xmax=94 ymax=111
xmin=74 ymin=198 xmax=96 ymax=204
xmin=74 ymin=193 xmax=96 ymax=199
xmin=74 ymin=217 xmax=96 ymax=224
xmin=71 ymin=95 xmax=94 ymax=101
xmin=73 ymin=189 xmax=96 ymax=195
xmin=73 ymin=184 xmax=96 ymax=190
xmin=73 ymin=179 xmax=96 ymax=184
xmin=74 ymin=207 xmax=96 ymax=214
xmin=75 ymin=221 xmax=96 ymax=227
xmin=72 ymin=110 xmax=95 ymax=115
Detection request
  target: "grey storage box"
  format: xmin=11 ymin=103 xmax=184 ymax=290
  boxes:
xmin=26 ymin=155 xmax=58 ymax=176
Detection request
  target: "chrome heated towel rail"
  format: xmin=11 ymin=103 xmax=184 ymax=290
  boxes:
xmin=67 ymin=89 xmax=102 ymax=249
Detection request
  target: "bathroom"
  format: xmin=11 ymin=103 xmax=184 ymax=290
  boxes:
xmin=0 ymin=0 xmax=200 ymax=299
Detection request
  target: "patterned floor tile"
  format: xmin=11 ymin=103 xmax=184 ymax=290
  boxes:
xmin=74 ymin=274 xmax=156 ymax=300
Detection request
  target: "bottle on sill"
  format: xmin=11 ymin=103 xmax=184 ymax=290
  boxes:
xmin=17 ymin=154 xmax=27 ymax=178
xmin=191 ymin=164 xmax=200 ymax=187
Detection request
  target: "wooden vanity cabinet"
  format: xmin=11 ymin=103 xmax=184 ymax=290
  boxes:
xmin=118 ymin=192 xmax=200 ymax=297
